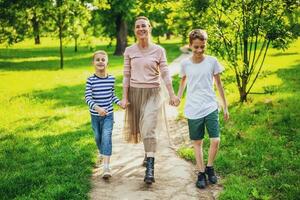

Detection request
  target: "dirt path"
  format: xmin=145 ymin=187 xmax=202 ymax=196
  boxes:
xmin=89 ymin=53 xmax=223 ymax=200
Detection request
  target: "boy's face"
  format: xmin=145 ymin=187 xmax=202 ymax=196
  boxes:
xmin=190 ymin=38 xmax=207 ymax=57
xmin=93 ymin=53 xmax=108 ymax=71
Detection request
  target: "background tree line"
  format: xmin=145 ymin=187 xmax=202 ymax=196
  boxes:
xmin=0 ymin=0 xmax=299 ymax=101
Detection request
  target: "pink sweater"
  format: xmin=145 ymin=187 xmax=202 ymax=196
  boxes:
xmin=123 ymin=43 xmax=172 ymax=88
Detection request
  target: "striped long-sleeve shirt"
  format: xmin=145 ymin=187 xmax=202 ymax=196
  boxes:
xmin=85 ymin=74 xmax=120 ymax=116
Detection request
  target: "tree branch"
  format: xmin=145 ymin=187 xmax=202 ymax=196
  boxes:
xmin=247 ymin=38 xmax=267 ymax=83
xmin=246 ymin=39 xmax=270 ymax=94
xmin=249 ymin=0 xmax=264 ymax=74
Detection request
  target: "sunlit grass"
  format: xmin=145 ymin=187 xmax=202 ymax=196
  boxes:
xmin=1 ymin=36 xmax=298 ymax=199
xmin=0 ymin=37 xmax=181 ymax=199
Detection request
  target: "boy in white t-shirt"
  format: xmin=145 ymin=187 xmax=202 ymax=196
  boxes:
xmin=176 ymin=29 xmax=229 ymax=189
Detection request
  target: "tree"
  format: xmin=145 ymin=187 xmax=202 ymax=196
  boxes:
xmin=68 ymin=0 xmax=91 ymax=52
xmin=30 ymin=8 xmax=41 ymax=44
xmin=45 ymin=0 xmax=93 ymax=68
xmin=166 ymin=0 xmax=209 ymax=44
xmin=24 ymin=0 xmax=48 ymax=45
xmin=204 ymin=0 xmax=299 ymax=102
xmin=27 ymin=3 xmax=47 ymax=45
xmin=45 ymin=0 xmax=74 ymax=69
xmin=0 ymin=0 xmax=49 ymax=45
xmin=136 ymin=0 xmax=174 ymax=44
xmin=0 ymin=0 xmax=30 ymax=45
xmin=95 ymin=0 xmax=136 ymax=55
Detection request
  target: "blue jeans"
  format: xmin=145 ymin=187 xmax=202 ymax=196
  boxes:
xmin=91 ymin=113 xmax=114 ymax=156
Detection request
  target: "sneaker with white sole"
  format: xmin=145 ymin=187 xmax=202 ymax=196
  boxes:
xmin=205 ymin=166 xmax=217 ymax=184
xmin=196 ymin=172 xmax=207 ymax=189
xmin=102 ymin=168 xmax=112 ymax=179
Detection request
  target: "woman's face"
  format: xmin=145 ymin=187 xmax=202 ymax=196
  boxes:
xmin=134 ymin=19 xmax=151 ymax=40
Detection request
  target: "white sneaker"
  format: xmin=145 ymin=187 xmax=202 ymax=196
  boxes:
xmin=102 ymin=167 xmax=112 ymax=179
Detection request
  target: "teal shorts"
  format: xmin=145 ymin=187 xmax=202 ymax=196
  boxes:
xmin=187 ymin=109 xmax=220 ymax=140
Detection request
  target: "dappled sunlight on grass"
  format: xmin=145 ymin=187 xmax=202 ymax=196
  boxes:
xmin=1 ymin=36 xmax=298 ymax=199
xmin=0 ymin=126 xmax=95 ymax=199
xmin=0 ymin=56 xmax=59 ymax=62
xmin=0 ymin=41 xmax=122 ymax=71
xmin=0 ymin=38 xmax=182 ymax=199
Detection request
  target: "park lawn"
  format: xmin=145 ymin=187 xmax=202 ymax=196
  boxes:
xmin=0 ymin=37 xmax=181 ymax=199
xmin=1 ymin=36 xmax=298 ymax=199
xmin=177 ymin=39 xmax=300 ymax=200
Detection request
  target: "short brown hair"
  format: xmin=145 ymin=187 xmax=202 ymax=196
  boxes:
xmin=135 ymin=16 xmax=151 ymax=27
xmin=93 ymin=50 xmax=108 ymax=60
xmin=189 ymin=29 xmax=208 ymax=45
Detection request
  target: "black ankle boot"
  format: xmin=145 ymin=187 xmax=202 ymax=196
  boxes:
xmin=142 ymin=154 xmax=147 ymax=167
xmin=144 ymin=157 xmax=155 ymax=184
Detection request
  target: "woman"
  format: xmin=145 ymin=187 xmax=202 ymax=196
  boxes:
xmin=120 ymin=16 xmax=179 ymax=184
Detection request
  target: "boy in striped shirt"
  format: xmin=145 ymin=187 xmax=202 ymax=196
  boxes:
xmin=85 ymin=50 xmax=123 ymax=179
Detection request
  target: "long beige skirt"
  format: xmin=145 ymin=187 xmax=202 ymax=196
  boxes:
xmin=123 ymin=87 xmax=168 ymax=152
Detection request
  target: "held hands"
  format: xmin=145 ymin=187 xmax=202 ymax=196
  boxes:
xmin=169 ymin=95 xmax=180 ymax=107
xmin=118 ymin=102 xmax=125 ymax=109
xmin=119 ymin=99 xmax=130 ymax=109
xmin=95 ymin=106 xmax=107 ymax=116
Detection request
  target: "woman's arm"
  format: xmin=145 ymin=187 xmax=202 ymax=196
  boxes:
xmin=120 ymin=49 xmax=131 ymax=108
xmin=159 ymin=47 xmax=179 ymax=106
xmin=120 ymin=87 xmax=129 ymax=108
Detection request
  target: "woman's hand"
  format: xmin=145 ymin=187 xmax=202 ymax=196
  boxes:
xmin=120 ymin=99 xmax=129 ymax=109
xmin=169 ymin=95 xmax=180 ymax=107
xmin=173 ymin=96 xmax=181 ymax=107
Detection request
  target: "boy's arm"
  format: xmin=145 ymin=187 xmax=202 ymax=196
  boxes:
xmin=85 ymin=79 xmax=96 ymax=110
xmin=112 ymin=84 xmax=121 ymax=105
xmin=177 ymin=75 xmax=187 ymax=101
xmin=94 ymin=105 xmax=107 ymax=116
xmin=214 ymin=74 xmax=229 ymax=120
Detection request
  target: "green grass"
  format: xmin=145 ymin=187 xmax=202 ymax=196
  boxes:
xmin=177 ymin=39 xmax=300 ymax=199
xmin=1 ymin=36 xmax=299 ymax=199
xmin=0 ymin=37 xmax=181 ymax=199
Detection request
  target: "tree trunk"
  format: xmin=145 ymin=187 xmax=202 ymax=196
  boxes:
xmin=34 ymin=33 xmax=40 ymax=45
xmin=75 ymin=37 xmax=78 ymax=52
xmin=59 ymin=26 xmax=64 ymax=69
xmin=181 ymin=28 xmax=188 ymax=44
xmin=32 ymin=12 xmax=40 ymax=45
xmin=166 ymin=32 xmax=171 ymax=40
xmin=239 ymin=76 xmax=248 ymax=102
xmin=114 ymin=15 xmax=127 ymax=55
xmin=239 ymin=90 xmax=247 ymax=102
xmin=157 ymin=36 xmax=160 ymax=44
xmin=108 ymin=36 xmax=113 ymax=48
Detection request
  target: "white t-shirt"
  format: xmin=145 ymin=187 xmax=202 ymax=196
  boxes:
xmin=179 ymin=55 xmax=224 ymax=119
